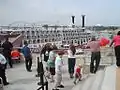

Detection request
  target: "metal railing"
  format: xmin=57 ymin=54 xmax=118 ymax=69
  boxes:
xmin=82 ymin=47 xmax=115 ymax=66
xmin=36 ymin=57 xmax=48 ymax=90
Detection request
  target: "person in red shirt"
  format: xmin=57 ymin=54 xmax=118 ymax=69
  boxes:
xmin=110 ymin=31 xmax=120 ymax=67
xmin=74 ymin=64 xmax=82 ymax=84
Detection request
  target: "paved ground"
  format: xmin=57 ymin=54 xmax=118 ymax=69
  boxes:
xmin=3 ymin=48 xmax=116 ymax=90
xmin=116 ymin=67 xmax=120 ymax=90
xmin=4 ymin=54 xmax=77 ymax=90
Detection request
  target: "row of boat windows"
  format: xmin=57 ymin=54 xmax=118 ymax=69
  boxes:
xmin=26 ymin=39 xmax=61 ymax=43
xmin=25 ymin=35 xmax=91 ymax=39
xmin=23 ymin=29 xmax=82 ymax=33
xmin=26 ymin=33 xmax=89 ymax=37
xmin=25 ymin=36 xmax=91 ymax=42
xmin=25 ymin=31 xmax=89 ymax=35
xmin=25 ymin=32 xmax=91 ymax=37
xmin=25 ymin=38 xmax=90 ymax=44
xmin=24 ymin=30 xmax=88 ymax=34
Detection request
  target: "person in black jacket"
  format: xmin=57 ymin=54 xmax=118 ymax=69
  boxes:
xmin=0 ymin=40 xmax=1 ymax=48
xmin=2 ymin=37 xmax=13 ymax=68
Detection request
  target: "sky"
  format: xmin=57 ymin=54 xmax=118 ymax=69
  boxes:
xmin=0 ymin=0 xmax=120 ymax=26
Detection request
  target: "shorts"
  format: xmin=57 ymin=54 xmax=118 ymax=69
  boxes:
xmin=50 ymin=67 xmax=55 ymax=75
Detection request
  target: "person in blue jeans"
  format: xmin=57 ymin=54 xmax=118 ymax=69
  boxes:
xmin=22 ymin=41 xmax=32 ymax=72
xmin=67 ymin=44 xmax=76 ymax=78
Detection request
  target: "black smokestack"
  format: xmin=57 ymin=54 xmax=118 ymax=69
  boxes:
xmin=72 ymin=16 xmax=75 ymax=24
xmin=82 ymin=15 xmax=85 ymax=31
xmin=82 ymin=15 xmax=85 ymax=27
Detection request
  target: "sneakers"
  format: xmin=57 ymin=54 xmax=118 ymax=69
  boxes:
xmin=4 ymin=82 xmax=9 ymax=86
xmin=74 ymin=81 xmax=76 ymax=85
xmin=37 ymin=82 xmax=41 ymax=85
xmin=70 ymin=74 xmax=74 ymax=79
xmin=57 ymin=85 xmax=64 ymax=88
xmin=70 ymin=76 xmax=74 ymax=78
xmin=27 ymin=70 xmax=32 ymax=72
xmin=52 ymin=85 xmax=64 ymax=90
xmin=35 ymin=74 xmax=40 ymax=77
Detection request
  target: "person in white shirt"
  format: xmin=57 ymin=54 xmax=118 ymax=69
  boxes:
xmin=52 ymin=51 xmax=64 ymax=90
xmin=67 ymin=44 xmax=76 ymax=78
xmin=0 ymin=51 xmax=9 ymax=85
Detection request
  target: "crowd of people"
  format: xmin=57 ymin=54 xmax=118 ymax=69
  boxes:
xmin=0 ymin=37 xmax=33 ymax=86
xmin=0 ymin=31 xmax=120 ymax=90
xmin=0 ymin=37 xmax=13 ymax=86
xmin=40 ymin=43 xmax=81 ymax=90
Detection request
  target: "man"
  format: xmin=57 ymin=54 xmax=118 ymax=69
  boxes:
xmin=0 ymin=51 xmax=9 ymax=85
xmin=86 ymin=37 xmax=101 ymax=73
xmin=22 ymin=41 xmax=32 ymax=72
xmin=2 ymin=37 xmax=13 ymax=68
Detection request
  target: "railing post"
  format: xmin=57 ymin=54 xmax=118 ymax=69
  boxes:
xmin=36 ymin=57 xmax=40 ymax=77
xmin=37 ymin=56 xmax=46 ymax=90
xmin=111 ymin=47 xmax=114 ymax=65
xmin=46 ymin=81 xmax=48 ymax=90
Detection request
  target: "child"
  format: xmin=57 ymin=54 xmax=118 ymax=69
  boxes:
xmin=47 ymin=48 xmax=56 ymax=82
xmin=52 ymin=51 xmax=64 ymax=90
xmin=74 ymin=64 xmax=82 ymax=84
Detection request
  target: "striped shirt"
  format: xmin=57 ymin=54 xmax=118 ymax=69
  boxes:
xmin=87 ymin=40 xmax=100 ymax=52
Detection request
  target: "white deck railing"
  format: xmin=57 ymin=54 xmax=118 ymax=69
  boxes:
xmin=76 ymin=47 xmax=115 ymax=66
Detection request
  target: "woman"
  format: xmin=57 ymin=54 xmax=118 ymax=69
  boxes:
xmin=67 ymin=44 xmax=76 ymax=78
xmin=41 ymin=43 xmax=52 ymax=62
xmin=110 ymin=31 xmax=120 ymax=67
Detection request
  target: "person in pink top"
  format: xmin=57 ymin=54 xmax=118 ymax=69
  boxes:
xmin=86 ymin=36 xmax=101 ymax=73
xmin=110 ymin=31 xmax=120 ymax=67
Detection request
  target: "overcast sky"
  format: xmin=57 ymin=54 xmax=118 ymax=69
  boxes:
xmin=0 ymin=0 xmax=120 ymax=26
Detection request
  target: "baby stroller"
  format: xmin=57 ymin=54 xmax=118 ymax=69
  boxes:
xmin=0 ymin=77 xmax=4 ymax=90
xmin=11 ymin=49 xmax=21 ymax=63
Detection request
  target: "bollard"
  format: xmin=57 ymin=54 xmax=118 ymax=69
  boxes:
xmin=36 ymin=57 xmax=40 ymax=77
xmin=37 ymin=56 xmax=48 ymax=90
xmin=46 ymin=81 xmax=48 ymax=90
xmin=39 ymin=61 xmax=44 ymax=90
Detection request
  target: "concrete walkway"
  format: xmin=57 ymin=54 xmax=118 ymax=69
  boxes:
xmin=4 ymin=55 xmax=76 ymax=90
xmin=116 ymin=67 xmax=120 ymax=90
xmin=4 ymin=53 xmax=118 ymax=90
